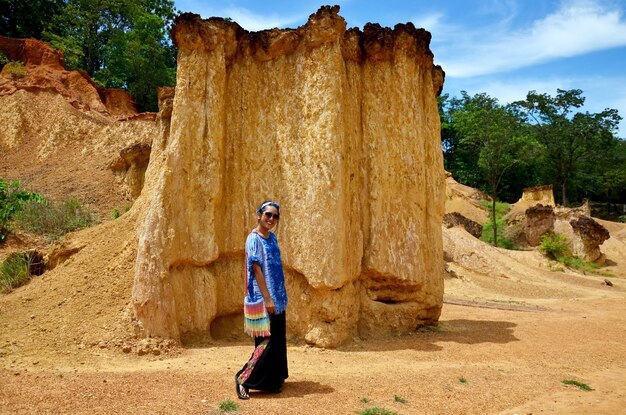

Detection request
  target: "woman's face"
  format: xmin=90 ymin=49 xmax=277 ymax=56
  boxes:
xmin=258 ymin=205 xmax=279 ymax=231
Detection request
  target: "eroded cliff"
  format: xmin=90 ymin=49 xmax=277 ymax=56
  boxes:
xmin=133 ymin=6 xmax=446 ymax=347
xmin=0 ymin=37 xmax=157 ymax=215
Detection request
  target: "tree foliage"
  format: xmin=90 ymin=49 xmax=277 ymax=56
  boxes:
xmin=445 ymin=92 xmax=538 ymax=246
xmin=442 ymin=89 xmax=625 ymax=220
xmin=0 ymin=0 xmax=65 ymax=39
xmin=513 ymin=89 xmax=622 ymax=205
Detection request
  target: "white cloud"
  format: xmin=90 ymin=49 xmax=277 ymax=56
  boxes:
xmin=411 ymin=12 xmax=445 ymax=33
xmin=222 ymin=7 xmax=304 ymax=31
xmin=440 ymin=0 xmax=626 ymax=77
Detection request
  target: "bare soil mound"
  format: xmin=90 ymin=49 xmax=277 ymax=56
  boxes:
xmin=0 ymin=37 xmax=157 ymax=219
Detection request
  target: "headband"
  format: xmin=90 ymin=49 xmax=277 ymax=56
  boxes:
xmin=257 ymin=201 xmax=280 ymax=214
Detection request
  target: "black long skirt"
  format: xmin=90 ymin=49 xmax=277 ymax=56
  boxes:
xmin=236 ymin=312 xmax=288 ymax=392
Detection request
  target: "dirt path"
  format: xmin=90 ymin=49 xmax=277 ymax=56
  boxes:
xmin=2 ymin=294 xmax=625 ymax=415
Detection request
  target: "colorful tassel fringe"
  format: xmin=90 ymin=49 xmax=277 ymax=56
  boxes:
xmin=243 ymin=296 xmax=271 ymax=337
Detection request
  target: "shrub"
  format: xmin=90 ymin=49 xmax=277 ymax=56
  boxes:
xmin=393 ymin=395 xmax=407 ymax=403
xmin=539 ymin=231 xmax=570 ymax=260
xmin=5 ymin=61 xmax=26 ymax=79
xmin=14 ymin=196 xmax=97 ymax=240
xmin=0 ymin=52 xmax=8 ymax=67
xmin=540 ymin=232 xmax=607 ymax=274
xmin=111 ymin=208 xmax=122 ymax=220
xmin=358 ymin=408 xmax=397 ymax=415
xmin=0 ymin=178 xmax=43 ymax=243
xmin=0 ymin=252 xmax=31 ymax=293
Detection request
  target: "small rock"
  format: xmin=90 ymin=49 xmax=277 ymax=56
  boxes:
xmin=122 ymin=345 xmax=132 ymax=353
xmin=603 ymin=279 xmax=613 ymax=287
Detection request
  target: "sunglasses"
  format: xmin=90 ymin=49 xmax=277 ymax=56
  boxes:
xmin=262 ymin=211 xmax=280 ymax=220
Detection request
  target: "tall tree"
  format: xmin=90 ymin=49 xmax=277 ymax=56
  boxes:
xmin=451 ymin=92 xmax=537 ymax=246
xmin=439 ymin=93 xmax=482 ymax=189
xmin=0 ymin=0 xmax=65 ymax=39
xmin=514 ymin=89 xmax=622 ymax=205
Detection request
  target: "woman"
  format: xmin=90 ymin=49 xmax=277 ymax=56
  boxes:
xmin=235 ymin=201 xmax=288 ymax=400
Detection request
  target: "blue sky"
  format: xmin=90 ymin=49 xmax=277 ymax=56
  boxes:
xmin=174 ymin=0 xmax=626 ymax=136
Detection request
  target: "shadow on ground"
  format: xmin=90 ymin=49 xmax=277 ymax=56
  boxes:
xmin=250 ymin=380 xmax=334 ymax=399
xmin=341 ymin=319 xmax=519 ymax=352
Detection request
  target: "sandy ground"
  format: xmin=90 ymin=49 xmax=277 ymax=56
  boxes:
xmin=1 ymin=205 xmax=624 ymax=415
xmin=2 ymin=266 xmax=625 ymax=415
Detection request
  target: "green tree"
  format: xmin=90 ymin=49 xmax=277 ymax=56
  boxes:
xmin=43 ymin=0 xmax=177 ymax=111
xmin=439 ymin=93 xmax=482 ymax=189
xmin=0 ymin=0 xmax=65 ymax=38
xmin=452 ymin=92 xmax=537 ymax=246
xmin=514 ymin=89 xmax=622 ymax=205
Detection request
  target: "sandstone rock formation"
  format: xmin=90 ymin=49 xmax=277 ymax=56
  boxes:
xmin=133 ymin=6 xmax=445 ymax=347
xmin=560 ymin=215 xmax=610 ymax=263
xmin=520 ymin=202 xmax=610 ymax=263
xmin=524 ymin=204 xmax=555 ymax=246
xmin=519 ymin=184 xmax=555 ymax=206
xmin=443 ymin=212 xmax=483 ymax=239
xmin=444 ymin=172 xmax=489 ymax=225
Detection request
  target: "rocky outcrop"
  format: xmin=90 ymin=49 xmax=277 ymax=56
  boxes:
xmin=133 ymin=6 xmax=445 ymax=347
xmin=568 ymin=216 xmax=610 ymax=263
xmin=524 ymin=204 xmax=555 ymax=246
xmin=520 ymin=202 xmax=610 ymax=263
xmin=443 ymin=212 xmax=483 ymax=239
xmin=444 ymin=172 xmax=490 ymax=225
xmin=519 ymin=184 xmax=555 ymax=206
xmin=0 ymin=36 xmax=138 ymax=117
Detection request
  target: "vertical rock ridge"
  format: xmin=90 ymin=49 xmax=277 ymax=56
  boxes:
xmin=133 ymin=6 xmax=445 ymax=347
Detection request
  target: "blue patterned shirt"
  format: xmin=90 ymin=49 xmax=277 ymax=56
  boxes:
xmin=246 ymin=230 xmax=288 ymax=314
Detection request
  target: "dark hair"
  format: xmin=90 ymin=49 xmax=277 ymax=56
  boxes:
xmin=256 ymin=200 xmax=280 ymax=215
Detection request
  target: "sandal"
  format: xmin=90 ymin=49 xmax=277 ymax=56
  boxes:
xmin=235 ymin=378 xmax=250 ymax=400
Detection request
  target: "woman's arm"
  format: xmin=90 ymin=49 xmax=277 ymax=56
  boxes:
xmin=252 ymin=262 xmax=276 ymax=314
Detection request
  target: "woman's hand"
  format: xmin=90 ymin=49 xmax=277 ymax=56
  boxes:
xmin=264 ymin=298 xmax=276 ymax=315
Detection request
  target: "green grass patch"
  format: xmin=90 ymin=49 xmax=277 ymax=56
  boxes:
xmin=218 ymin=398 xmax=239 ymax=412
xmin=479 ymin=200 xmax=511 ymax=217
xmin=0 ymin=252 xmax=31 ymax=293
xmin=479 ymin=201 xmax=514 ymax=248
xmin=540 ymin=232 xmax=610 ymax=276
xmin=14 ymin=196 xmax=97 ymax=240
xmin=359 ymin=397 xmax=370 ymax=403
xmin=0 ymin=178 xmax=43 ymax=243
xmin=111 ymin=206 xmax=130 ymax=220
xmin=562 ymin=379 xmax=594 ymax=391
xmin=458 ymin=377 xmax=467 ymax=383
xmin=393 ymin=395 xmax=407 ymax=404
xmin=358 ymin=407 xmax=397 ymax=415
